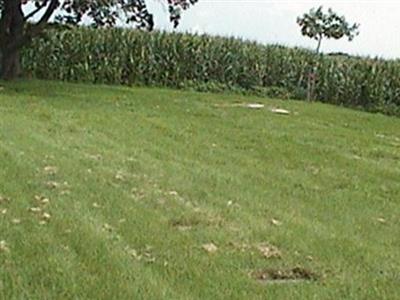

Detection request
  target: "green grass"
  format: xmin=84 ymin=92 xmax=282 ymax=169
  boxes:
xmin=0 ymin=80 xmax=399 ymax=299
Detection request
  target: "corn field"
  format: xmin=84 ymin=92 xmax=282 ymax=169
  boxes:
xmin=22 ymin=27 xmax=400 ymax=115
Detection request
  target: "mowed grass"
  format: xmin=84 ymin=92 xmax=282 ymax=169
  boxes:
xmin=0 ymin=80 xmax=399 ymax=299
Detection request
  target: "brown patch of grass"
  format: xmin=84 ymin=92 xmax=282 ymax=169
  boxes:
xmin=170 ymin=210 xmax=225 ymax=230
xmin=253 ymin=267 xmax=318 ymax=283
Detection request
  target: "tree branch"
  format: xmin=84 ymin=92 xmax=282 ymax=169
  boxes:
xmin=6 ymin=0 xmax=59 ymax=52
xmin=35 ymin=0 xmax=59 ymax=28
xmin=24 ymin=1 xmax=49 ymax=21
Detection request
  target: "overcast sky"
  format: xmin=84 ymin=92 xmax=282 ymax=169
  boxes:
xmin=148 ymin=0 xmax=400 ymax=59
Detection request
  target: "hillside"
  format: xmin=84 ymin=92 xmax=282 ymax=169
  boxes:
xmin=1 ymin=80 xmax=399 ymax=299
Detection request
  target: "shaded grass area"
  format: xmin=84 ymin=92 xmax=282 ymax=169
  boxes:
xmin=0 ymin=80 xmax=399 ymax=299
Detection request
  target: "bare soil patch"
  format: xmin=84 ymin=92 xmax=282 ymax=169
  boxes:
xmin=252 ymin=267 xmax=318 ymax=284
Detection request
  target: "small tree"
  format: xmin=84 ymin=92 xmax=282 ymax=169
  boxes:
xmin=297 ymin=6 xmax=359 ymax=100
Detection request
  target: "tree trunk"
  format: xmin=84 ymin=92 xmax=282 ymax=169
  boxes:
xmin=0 ymin=0 xmax=24 ymax=80
xmin=307 ymin=35 xmax=323 ymax=101
xmin=1 ymin=48 xmax=21 ymax=80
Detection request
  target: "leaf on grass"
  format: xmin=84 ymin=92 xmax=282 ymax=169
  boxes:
xmin=229 ymin=242 xmax=251 ymax=252
xmin=227 ymin=201 xmax=240 ymax=209
xmin=42 ymin=212 xmax=51 ymax=221
xmin=257 ymin=243 xmax=282 ymax=259
xmin=45 ymin=181 xmax=59 ymax=189
xmin=115 ymin=172 xmax=124 ymax=181
xmin=1 ymin=208 xmax=7 ymax=215
xmin=143 ymin=250 xmax=156 ymax=263
xmin=41 ymin=198 xmax=50 ymax=205
xmin=377 ymin=217 xmax=387 ymax=224
xmin=44 ymin=166 xmax=57 ymax=174
xmin=92 ymin=202 xmax=101 ymax=208
xmin=202 ymin=243 xmax=218 ymax=254
xmin=0 ymin=240 xmax=9 ymax=253
xmin=177 ymin=225 xmax=192 ymax=231
xmin=35 ymin=195 xmax=50 ymax=205
xmin=102 ymin=223 xmax=113 ymax=232
xmin=125 ymin=246 xmax=155 ymax=262
xmin=271 ymin=219 xmax=282 ymax=226
xmin=11 ymin=218 xmax=21 ymax=224
xmin=28 ymin=207 xmax=42 ymax=213
xmin=126 ymin=247 xmax=139 ymax=259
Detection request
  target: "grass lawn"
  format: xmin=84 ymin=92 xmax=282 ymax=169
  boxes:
xmin=0 ymin=80 xmax=399 ymax=299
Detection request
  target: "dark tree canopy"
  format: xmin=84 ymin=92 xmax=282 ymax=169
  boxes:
xmin=0 ymin=0 xmax=198 ymax=79
xmin=57 ymin=0 xmax=198 ymax=29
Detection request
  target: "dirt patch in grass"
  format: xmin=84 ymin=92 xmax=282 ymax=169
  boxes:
xmin=252 ymin=267 xmax=318 ymax=284
xmin=170 ymin=218 xmax=201 ymax=231
xmin=170 ymin=212 xmax=224 ymax=230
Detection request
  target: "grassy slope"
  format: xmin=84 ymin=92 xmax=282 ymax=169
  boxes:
xmin=0 ymin=80 xmax=399 ymax=299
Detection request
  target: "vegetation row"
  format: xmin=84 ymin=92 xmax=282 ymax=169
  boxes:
xmin=22 ymin=27 xmax=400 ymax=115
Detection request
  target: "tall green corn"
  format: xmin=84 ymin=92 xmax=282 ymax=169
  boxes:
xmin=22 ymin=27 xmax=400 ymax=115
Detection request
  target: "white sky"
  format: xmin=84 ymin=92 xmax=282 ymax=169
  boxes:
xmin=149 ymin=0 xmax=400 ymax=59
